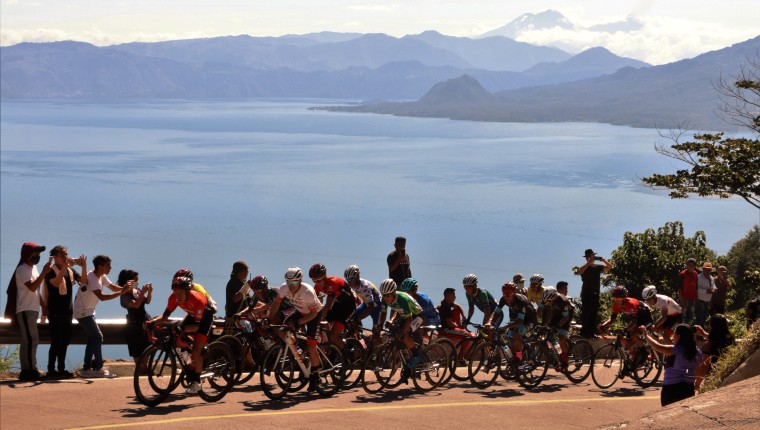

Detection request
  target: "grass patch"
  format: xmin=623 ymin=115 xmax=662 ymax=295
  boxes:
xmin=700 ymin=319 xmax=760 ymax=393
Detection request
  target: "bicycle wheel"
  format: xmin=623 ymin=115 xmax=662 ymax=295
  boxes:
xmin=260 ymin=344 xmax=295 ymax=400
xmin=497 ymin=345 xmax=516 ymax=381
xmin=341 ymin=338 xmax=366 ymax=390
xmin=133 ymin=344 xmax=176 ymax=407
xmin=592 ymin=344 xmax=623 ymax=389
xmin=316 ymin=343 xmax=345 ymax=397
xmin=412 ymin=340 xmax=451 ymax=392
xmin=429 ymin=337 xmax=456 ymax=386
xmin=214 ymin=335 xmax=245 ymax=383
xmin=516 ymin=340 xmax=548 ymax=389
xmin=467 ymin=342 xmax=500 ymax=389
xmin=565 ymin=339 xmax=594 ymax=383
xmin=362 ymin=344 xmax=400 ymax=394
xmin=451 ymin=337 xmax=478 ymax=381
xmin=632 ymin=345 xmax=663 ymax=388
xmin=198 ymin=341 xmax=236 ymax=402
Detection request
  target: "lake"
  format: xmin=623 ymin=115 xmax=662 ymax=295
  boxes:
xmin=1 ymin=99 xmax=757 ymax=364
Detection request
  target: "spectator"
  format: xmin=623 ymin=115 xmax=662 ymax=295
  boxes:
xmin=41 ymin=246 xmax=86 ymax=379
xmin=709 ymin=266 xmax=732 ymax=315
xmin=512 ymin=273 xmax=526 ymax=295
xmin=747 ymin=286 xmax=760 ymax=329
xmin=678 ymin=258 xmax=699 ymax=324
xmin=695 ymin=262 xmax=716 ymax=326
xmin=119 ymin=269 xmax=152 ymax=367
xmin=387 ymin=236 xmax=411 ymax=286
xmin=225 ymin=260 xmax=250 ymax=319
xmin=578 ymin=248 xmax=612 ymax=339
xmin=693 ymin=313 xmax=735 ymax=390
xmin=438 ymin=287 xmax=467 ymax=334
xmin=74 ymin=255 xmax=129 ymax=378
xmin=6 ymin=242 xmax=53 ymax=381
xmin=646 ymin=324 xmax=702 ymax=407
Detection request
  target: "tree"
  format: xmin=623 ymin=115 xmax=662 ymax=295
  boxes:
xmin=642 ymin=57 xmax=760 ymax=209
xmin=604 ymin=221 xmax=717 ymax=300
xmin=724 ymin=225 xmax=760 ymax=309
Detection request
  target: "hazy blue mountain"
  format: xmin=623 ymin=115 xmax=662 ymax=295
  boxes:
xmin=480 ymin=10 xmax=575 ymax=39
xmin=280 ymin=31 xmax=363 ymax=44
xmin=317 ymin=36 xmax=760 ymax=131
xmin=405 ymin=31 xmax=570 ymax=71
xmin=522 ymin=47 xmax=650 ymax=83
xmin=587 ymin=16 xmax=644 ymax=33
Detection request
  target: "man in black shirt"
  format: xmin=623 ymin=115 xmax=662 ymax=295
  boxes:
xmin=387 ymin=236 xmax=411 ymax=286
xmin=578 ymin=248 xmax=612 ymax=339
xmin=225 ymin=260 xmax=250 ymax=318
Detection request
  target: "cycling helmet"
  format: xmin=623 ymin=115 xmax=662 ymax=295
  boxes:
xmin=173 ymin=268 xmax=194 ymax=282
xmin=171 ymin=276 xmax=192 ymax=290
xmin=502 ymin=282 xmax=517 ymax=294
xmin=379 ymin=279 xmax=397 ymax=294
xmin=542 ymin=287 xmax=558 ymax=303
xmin=529 ymin=274 xmax=544 ymax=285
xmin=344 ymin=265 xmax=361 ymax=281
xmin=249 ymin=275 xmax=269 ymax=291
xmin=462 ymin=274 xmax=478 ymax=286
xmin=612 ymin=285 xmax=629 ymax=298
xmin=399 ymin=278 xmax=418 ymax=292
xmin=309 ymin=263 xmax=326 ymax=279
xmin=642 ymin=285 xmax=657 ymax=300
xmin=285 ymin=267 xmax=303 ymax=282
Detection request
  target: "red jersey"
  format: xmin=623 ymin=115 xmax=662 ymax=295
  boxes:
xmin=679 ymin=269 xmax=698 ymax=300
xmin=612 ymin=297 xmax=641 ymax=316
xmin=315 ymin=276 xmax=355 ymax=304
xmin=163 ymin=290 xmax=208 ymax=321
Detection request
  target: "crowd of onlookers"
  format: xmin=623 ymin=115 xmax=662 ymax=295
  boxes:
xmin=4 ymin=237 xmax=759 ymax=409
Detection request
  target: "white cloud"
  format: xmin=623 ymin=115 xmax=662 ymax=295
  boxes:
xmin=346 ymin=3 xmax=398 ymax=12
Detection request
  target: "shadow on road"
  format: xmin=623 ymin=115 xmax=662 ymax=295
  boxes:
xmin=116 ymin=395 xmax=213 ymax=417
xmin=594 ymin=387 xmax=648 ymax=397
xmin=242 ymin=391 xmax=326 ymax=411
xmin=471 ymin=387 xmax=525 ymax=399
xmin=352 ymin=387 xmax=442 ymax=403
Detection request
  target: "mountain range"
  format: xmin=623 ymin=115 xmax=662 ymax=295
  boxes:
xmin=317 ymin=35 xmax=760 ymax=131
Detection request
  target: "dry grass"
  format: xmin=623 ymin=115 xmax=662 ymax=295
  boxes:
xmin=700 ymin=319 xmax=760 ymax=393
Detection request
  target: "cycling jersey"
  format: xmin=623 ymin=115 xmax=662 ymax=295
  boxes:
xmin=351 ymin=278 xmax=381 ymax=306
xmin=253 ymin=288 xmax=293 ymax=308
xmin=163 ymin=290 xmax=208 ymax=321
xmin=612 ymin=298 xmax=653 ymax=326
xmin=438 ymin=300 xmax=462 ymax=330
xmin=192 ymin=283 xmax=218 ymax=312
xmin=315 ymin=276 xmax=356 ymax=306
xmin=382 ymin=291 xmax=422 ymax=318
xmin=653 ymin=294 xmax=682 ymax=316
xmin=413 ymin=292 xmax=441 ymax=326
xmin=527 ymin=285 xmax=544 ymax=305
xmin=549 ymin=294 xmax=574 ymax=330
xmin=466 ymin=288 xmax=503 ymax=316
xmin=277 ymin=282 xmax=323 ymax=315
xmin=499 ymin=293 xmax=538 ymax=326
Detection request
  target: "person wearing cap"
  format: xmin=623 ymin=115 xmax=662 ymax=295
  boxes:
xmin=678 ymin=258 xmax=699 ymax=324
xmin=224 ymin=260 xmax=250 ymax=319
xmin=710 ymin=265 xmax=732 ymax=315
xmin=512 ymin=273 xmax=526 ymax=294
xmin=5 ymin=242 xmax=53 ymax=381
xmin=578 ymin=248 xmax=612 ymax=339
xmin=695 ymin=262 xmax=716 ymax=326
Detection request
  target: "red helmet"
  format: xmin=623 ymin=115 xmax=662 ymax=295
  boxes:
xmin=502 ymin=282 xmax=517 ymax=294
xmin=248 ymin=275 xmax=269 ymax=291
xmin=309 ymin=263 xmax=326 ymax=279
xmin=173 ymin=268 xmax=193 ymax=282
xmin=612 ymin=285 xmax=629 ymax=298
xmin=171 ymin=276 xmax=192 ymax=290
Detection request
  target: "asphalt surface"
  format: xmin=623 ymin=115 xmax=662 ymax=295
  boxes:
xmin=2 ymin=370 xmax=662 ymax=430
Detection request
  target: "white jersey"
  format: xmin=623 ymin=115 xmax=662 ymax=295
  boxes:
xmin=277 ymin=282 xmax=323 ymax=315
xmin=655 ymin=294 xmax=682 ymax=316
xmin=351 ymin=278 xmax=381 ymax=305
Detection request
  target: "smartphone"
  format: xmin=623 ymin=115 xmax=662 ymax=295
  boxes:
xmin=595 ymin=256 xmax=603 ymax=261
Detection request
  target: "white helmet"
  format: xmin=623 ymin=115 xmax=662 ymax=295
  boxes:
xmin=344 ymin=265 xmax=361 ymax=281
xmin=462 ymin=274 xmax=478 ymax=286
xmin=379 ymin=279 xmax=397 ymax=294
xmin=285 ymin=267 xmax=303 ymax=282
xmin=530 ymin=274 xmax=544 ymax=285
xmin=642 ymin=285 xmax=657 ymax=300
xmin=542 ymin=287 xmax=558 ymax=303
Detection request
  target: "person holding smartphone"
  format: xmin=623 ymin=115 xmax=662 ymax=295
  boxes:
xmin=578 ymin=248 xmax=612 ymax=339
xmin=387 ymin=236 xmax=411 ymax=287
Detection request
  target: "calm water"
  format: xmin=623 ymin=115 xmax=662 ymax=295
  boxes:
xmin=1 ymin=99 xmax=757 ymax=364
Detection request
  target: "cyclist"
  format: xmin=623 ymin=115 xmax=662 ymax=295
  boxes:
xmin=543 ymin=282 xmax=574 ymax=371
xmin=236 ymin=275 xmax=295 ymax=324
xmin=462 ymin=274 xmax=503 ymax=332
xmin=527 ymin=274 xmax=546 ymax=307
xmin=642 ymin=285 xmax=682 ymax=344
xmin=147 ymin=275 xmax=216 ymax=395
xmin=600 ymin=285 xmax=653 ymax=362
xmin=344 ymin=265 xmax=381 ymax=330
xmin=268 ymin=267 xmax=323 ymax=392
xmin=498 ymin=282 xmax=538 ymax=365
xmin=309 ymin=263 xmax=357 ymax=349
xmin=173 ymin=268 xmax=219 ymax=314
xmin=399 ymin=278 xmax=441 ymax=327
xmin=377 ymin=279 xmax=425 ymax=373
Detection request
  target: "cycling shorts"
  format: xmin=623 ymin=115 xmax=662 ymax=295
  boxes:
xmin=283 ymin=311 xmax=319 ymax=344
xmin=326 ymin=300 xmax=356 ymax=326
xmin=180 ymin=307 xmax=215 ymax=344
xmin=354 ymin=302 xmax=381 ymax=327
xmin=507 ymin=322 xmax=533 ymax=338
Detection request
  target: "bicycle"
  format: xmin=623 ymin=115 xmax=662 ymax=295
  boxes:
xmin=133 ymin=322 xmax=236 ymax=407
xmin=259 ymin=324 xmax=346 ymax=400
xmin=533 ymin=326 xmax=593 ymax=384
xmin=591 ymin=328 xmax=663 ymax=389
xmin=340 ymin=319 xmax=373 ymax=389
xmin=361 ymin=324 xmax=450 ymax=394
xmin=213 ymin=316 xmax=279 ymax=385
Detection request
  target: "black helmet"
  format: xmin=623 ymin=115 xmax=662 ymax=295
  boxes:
xmin=249 ymin=275 xmax=269 ymax=291
xmin=309 ymin=263 xmax=327 ymax=279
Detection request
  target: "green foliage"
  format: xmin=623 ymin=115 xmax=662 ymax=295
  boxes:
xmin=604 ymin=221 xmax=716 ymax=300
xmin=642 ymin=133 xmax=760 ymax=209
xmin=0 ymin=344 xmax=18 ymax=374
xmin=724 ymin=225 xmax=760 ymax=309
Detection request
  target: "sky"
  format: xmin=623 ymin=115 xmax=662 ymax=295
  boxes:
xmin=1 ymin=0 xmax=758 ymax=65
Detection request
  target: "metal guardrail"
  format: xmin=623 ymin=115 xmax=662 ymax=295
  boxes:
xmin=0 ymin=318 xmax=158 ymax=345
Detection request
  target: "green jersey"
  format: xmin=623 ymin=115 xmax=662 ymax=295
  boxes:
xmin=382 ymin=291 xmax=422 ymax=317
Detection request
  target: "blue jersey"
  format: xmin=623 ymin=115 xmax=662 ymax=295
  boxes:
xmin=415 ymin=292 xmax=441 ymax=326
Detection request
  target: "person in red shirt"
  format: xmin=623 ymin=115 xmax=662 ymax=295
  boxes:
xmin=148 ymin=275 xmax=215 ymax=395
xmin=600 ymin=286 xmax=653 ymax=359
xmin=678 ymin=258 xmax=698 ymax=324
xmin=309 ymin=263 xmax=357 ymax=348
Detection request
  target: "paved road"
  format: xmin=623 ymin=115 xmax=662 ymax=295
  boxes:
xmin=2 ymin=371 xmax=661 ymax=430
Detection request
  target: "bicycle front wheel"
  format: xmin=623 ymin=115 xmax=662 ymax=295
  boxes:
xmin=198 ymin=341 xmax=236 ymax=402
xmin=467 ymin=342 xmax=500 ymax=389
xmin=341 ymin=338 xmax=366 ymax=390
xmin=515 ymin=340 xmax=548 ymax=389
xmin=592 ymin=344 xmax=623 ymax=389
xmin=133 ymin=344 xmax=176 ymax=407
xmin=430 ymin=337 xmax=456 ymax=386
xmin=412 ymin=340 xmax=451 ymax=392
xmin=565 ymin=339 xmax=594 ymax=384
xmin=260 ymin=344 xmax=294 ymax=400
xmin=632 ymin=345 xmax=663 ymax=388
xmin=214 ymin=335 xmax=245 ymax=383
xmin=316 ymin=343 xmax=345 ymax=397
xmin=362 ymin=344 xmax=400 ymax=394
